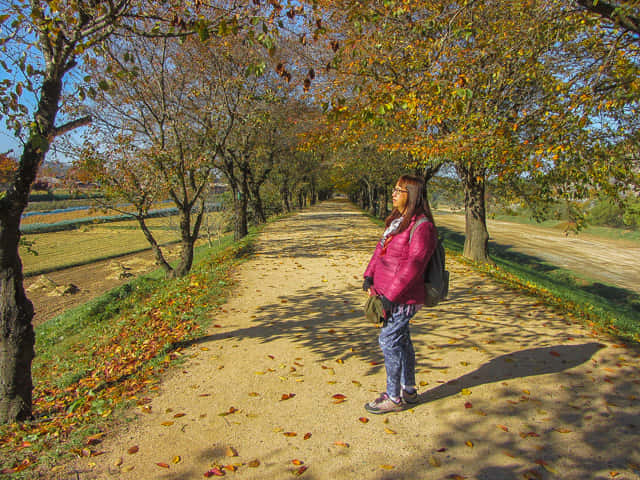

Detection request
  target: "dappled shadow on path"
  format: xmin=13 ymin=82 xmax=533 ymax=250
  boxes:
xmin=178 ymin=201 xmax=640 ymax=480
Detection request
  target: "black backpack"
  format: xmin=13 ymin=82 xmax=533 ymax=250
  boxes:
xmin=410 ymin=217 xmax=450 ymax=307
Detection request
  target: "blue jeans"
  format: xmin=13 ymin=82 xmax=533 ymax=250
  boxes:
xmin=378 ymin=304 xmax=417 ymax=398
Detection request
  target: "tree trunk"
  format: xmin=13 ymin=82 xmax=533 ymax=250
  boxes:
xmin=138 ymin=216 xmax=174 ymax=275
xmin=459 ymin=164 xmax=491 ymax=263
xmin=0 ymin=72 xmax=64 ymax=422
xmin=249 ymin=185 xmax=267 ymax=223
xmin=0 ymin=218 xmax=35 ymax=423
xmin=234 ymin=165 xmax=250 ymax=241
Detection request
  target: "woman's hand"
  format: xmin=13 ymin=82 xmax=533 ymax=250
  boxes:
xmin=362 ymin=276 xmax=373 ymax=292
xmin=379 ymin=295 xmax=394 ymax=318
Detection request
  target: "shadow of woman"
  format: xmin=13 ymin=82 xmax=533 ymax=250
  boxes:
xmin=416 ymin=342 xmax=605 ymax=405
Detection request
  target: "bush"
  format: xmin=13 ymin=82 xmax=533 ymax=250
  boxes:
xmin=587 ymin=198 xmax=639 ymax=230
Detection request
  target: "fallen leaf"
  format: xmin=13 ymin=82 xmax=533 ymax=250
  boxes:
xmin=86 ymin=433 xmax=105 ymax=445
xmin=226 ymin=446 xmax=238 ymax=457
xmin=172 ymin=456 xmax=181 ymax=464
xmin=284 ymin=432 xmax=297 ymax=437
xmin=223 ymin=465 xmax=237 ymax=472
xmin=127 ymin=446 xmax=139 ymax=454
xmin=497 ymin=424 xmax=509 ymax=432
xmin=380 ymin=464 xmax=395 ymax=470
xmin=465 ymin=440 xmax=473 ymax=447
xmin=203 ymin=466 xmax=225 ymax=477
xmin=281 ymin=393 xmax=296 ymax=401
xmin=464 ymin=401 xmax=473 ymax=409
xmin=248 ymin=460 xmax=260 ymax=467
xmin=384 ymin=428 xmax=397 ymax=434
xmin=332 ymin=394 xmax=346 ymax=399
xmin=161 ymin=421 xmax=174 ymax=426
xmin=519 ymin=431 xmax=540 ymax=438
xmin=553 ymin=427 xmax=572 ymax=433
xmin=294 ymin=465 xmax=308 ymax=476
xmin=334 ymin=441 xmax=349 ymax=447
xmin=173 ymin=413 xmax=186 ymax=418
xmin=359 ymin=417 xmax=369 ymax=423
xmin=292 ymin=459 xmax=304 ymax=465
xmin=460 ymin=388 xmax=472 ymax=395
xmin=303 ymin=433 xmax=312 ymax=440
xmin=156 ymin=462 xmax=170 ymax=468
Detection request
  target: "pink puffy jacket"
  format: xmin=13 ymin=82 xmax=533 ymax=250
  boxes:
xmin=364 ymin=215 xmax=437 ymax=305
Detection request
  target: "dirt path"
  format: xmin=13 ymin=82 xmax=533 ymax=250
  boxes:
xmin=436 ymin=211 xmax=640 ymax=294
xmin=66 ymin=200 xmax=640 ymax=479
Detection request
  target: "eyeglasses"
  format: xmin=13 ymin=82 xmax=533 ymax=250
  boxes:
xmin=392 ymin=187 xmax=408 ymax=194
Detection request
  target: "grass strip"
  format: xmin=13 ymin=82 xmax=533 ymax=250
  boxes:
xmin=0 ymin=227 xmax=261 ymax=479
xmin=438 ymin=227 xmax=640 ymax=343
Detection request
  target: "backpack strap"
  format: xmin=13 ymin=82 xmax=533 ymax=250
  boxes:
xmin=409 ymin=216 xmax=429 ymax=243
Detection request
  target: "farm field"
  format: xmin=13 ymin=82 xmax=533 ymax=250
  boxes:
xmin=21 ymin=212 xmax=224 ymax=276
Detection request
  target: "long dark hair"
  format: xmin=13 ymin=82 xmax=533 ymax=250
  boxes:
xmin=385 ymin=174 xmax=435 ymax=233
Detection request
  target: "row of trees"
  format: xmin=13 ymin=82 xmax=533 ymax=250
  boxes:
xmin=76 ymin=33 xmax=331 ymax=277
xmin=1 ymin=0 xmax=638 ymax=424
xmin=0 ymin=0 xmax=331 ymax=424
xmin=310 ymin=0 xmax=639 ymax=261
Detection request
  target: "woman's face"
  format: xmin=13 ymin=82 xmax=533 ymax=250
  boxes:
xmin=392 ymin=183 xmax=409 ymax=213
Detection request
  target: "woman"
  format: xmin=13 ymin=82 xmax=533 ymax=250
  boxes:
xmin=362 ymin=174 xmax=437 ymax=414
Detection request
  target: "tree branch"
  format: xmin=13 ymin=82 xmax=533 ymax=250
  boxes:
xmin=50 ymin=115 xmax=92 ymax=139
xmin=576 ymin=0 xmax=640 ymax=37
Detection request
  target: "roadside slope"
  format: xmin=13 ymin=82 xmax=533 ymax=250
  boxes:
xmin=67 ymin=200 xmax=640 ymax=480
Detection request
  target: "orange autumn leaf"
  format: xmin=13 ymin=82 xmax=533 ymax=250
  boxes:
xmin=223 ymin=465 xmax=237 ymax=472
xmin=359 ymin=417 xmax=369 ymax=423
xmin=294 ymin=465 xmax=308 ymax=476
xmin=173 ymin=413 xmax=186 ymax=418
xmin=292 ymin=459 xmax=304 ymax=465
xmin=380 ymin=464 xmax=395 ymax=470
xmin=464 ymin=401 xmax=472 ymax=409
xmin=156 ymin=462 xmax=170 ymax=468
xmin=332 ymin=394 xmax=346 ymax=399
xmin=127 ymin=446 xmax=139 ymax=454
xmin=161 ymin=421 xmax=174 ymax=426
xmin=554 ymin=427 xmax=572 ymax=433
xmin=225 ymin=446 xmax=238 ymax=457
xmin=334 ymin=441 xmax=349 ymax=447
xmin=303 ymin=433 xmax=312 ymax=440
xmin=384 ymin=428 xmax=397 ymax=434
xmin=497 ymin=425 xmax=509 ymax=432
xmin=248 ymin=460 xmax=260 ymax=467
xmin=281 ymin=393 xmax=296 ymax=401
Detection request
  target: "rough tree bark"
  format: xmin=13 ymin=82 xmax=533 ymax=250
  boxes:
xmin=457 ymin=162 xmax=491 ymax=263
